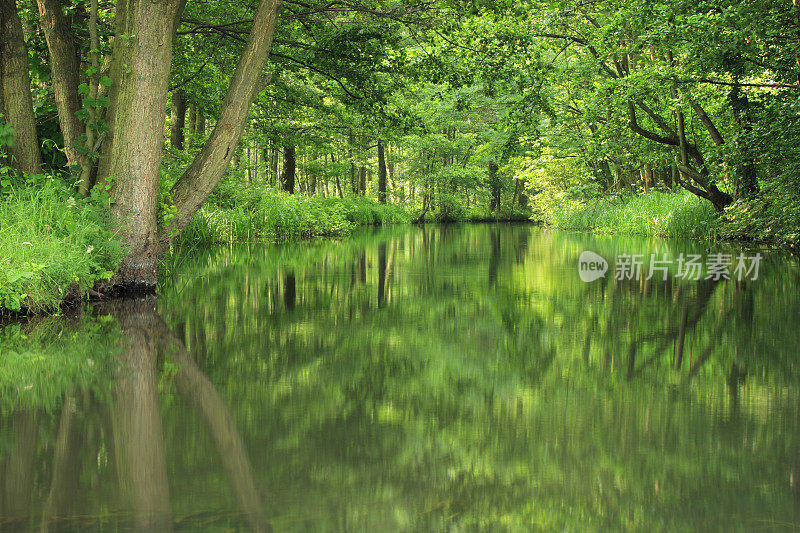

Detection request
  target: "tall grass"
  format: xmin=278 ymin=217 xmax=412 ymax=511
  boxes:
xmin=179 ymin=189 xmax=411 ymax=245
xmin=0 ymin=180 xmax=122 ymax=313
xmin=552 ymin=191 xmax=720 ymax=240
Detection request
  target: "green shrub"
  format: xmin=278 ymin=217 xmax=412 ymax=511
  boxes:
xmin=435 ymin=193 xmax=467 ymax=222
xmin=720 ymin=185 xmax=800 ymax=246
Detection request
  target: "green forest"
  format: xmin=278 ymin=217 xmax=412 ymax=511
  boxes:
xmin=3 ymin=1 xmax=800 ymax=528
xmin=1 ymin=0 xmax=799 ymax=313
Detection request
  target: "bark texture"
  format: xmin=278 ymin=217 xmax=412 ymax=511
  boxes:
xmin=170 ymin=89 xmax=186 ymax=150
xmin=36 ymin=0 xmax=84 ymax=168
xmin=104 ymin=0 xmax=184 ymax=289
xmin=281 ymin=144 xmax=295 ymax=193
xmin=0 ymin=0 xmax=42 ymax=174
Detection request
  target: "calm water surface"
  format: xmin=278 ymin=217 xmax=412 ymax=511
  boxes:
xmin=2 ymin=224 xmax=800 ymax=531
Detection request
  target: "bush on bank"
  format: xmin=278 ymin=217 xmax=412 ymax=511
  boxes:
xmin=719 ymin=186 xmax=800 ymax=247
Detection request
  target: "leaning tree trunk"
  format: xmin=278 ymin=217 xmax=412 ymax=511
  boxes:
xmin=103 ymin=0 xmax=184 ymax=289
xmin=0 ymin=0 xmax=42 ymax=174
xmin=158 ymin=0 xmax=282 ymax=251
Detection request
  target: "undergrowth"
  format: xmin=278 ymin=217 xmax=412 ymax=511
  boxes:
xmin=0 ymin=178 xmax=122 ymax=313
xmin=179 ymin=187 xmax=411 ymax=245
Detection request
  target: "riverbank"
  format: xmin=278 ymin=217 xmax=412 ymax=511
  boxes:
xmin=550 ymin=190 xmax=800 ymax=248
xmin=5 ymin=183 xmax=795 ymax=315
xmin=550 ymin=192 xmax=720 ymax=240
xmin=178 ymin=189 xmax=411 ymax=245
xmin=1 ymin=183 xmax=414 ymax=315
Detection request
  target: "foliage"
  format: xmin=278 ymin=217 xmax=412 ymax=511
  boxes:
xmin=0 ymin=179 xmax=123 ymax=313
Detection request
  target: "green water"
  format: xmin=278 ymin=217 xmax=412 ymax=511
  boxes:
xmin=2 ymin=224 xmax=800 ymax=531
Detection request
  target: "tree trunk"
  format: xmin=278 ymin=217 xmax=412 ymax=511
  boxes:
xmin=170 ymin=90 xmax=186 ymax=150
xmin=271 ymin=145 xmax=279 ymax=185
xmin=350 ymin=158 xmax=356 ymax=194
xmin=685 ymin=92 xmax=725 ymax=147
xmin=510 ymin=178 xmax=520 ymax=213
xmin=107 ymin=299 xmax=172 ymax=530
xmin=387 ymin=144 xmax=395 ymax=187
xmin=348 ymin=132 xmax=356 ymax=194
xmin=283 ymin=272 xmax=295 ymax=310
xmin=281 ymin=144 xmax=295 ymax=193
xmin=0 ymin=0 xmax=42 ymax=174
xmin=103 ymin=0 xmax=184 ymax=289
xmin=2 ymin=410 xmax=39 ymax=524
xmin=488 ymin=161 xmax=500 ymax=214
xmin=186 ymin=103 xmax=196 ymax=144
xmin=77 ymin=0 xmax=100 ymax=196
xmin=377 ymin=140 xmax=387 ymax=203
xmin=195 ymin=109 xmax=205 ymax=139
xmin=378 ymin=242 xmax=387 ymax=308
xmin=261 ymin=145 xmax=270 ymax=183
xmin=40 ymin=395 xmax=82 ymax=532
xmin=162 ymin=319 xmax=269 ymax=532
xmin=159 ymin=0 xmax=281 ymax=251
xmin=358 ymin=165 xmax=366 ymax=195
xmin=36 ymin=0 xmax=83 ymax=170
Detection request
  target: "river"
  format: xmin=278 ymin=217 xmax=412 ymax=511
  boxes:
xmin=2 ymin=224 xmax=800 ymax=531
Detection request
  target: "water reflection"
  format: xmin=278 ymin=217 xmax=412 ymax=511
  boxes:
xmin=1 ymin=298 xmax=268 ymax=531
xmin=2 ymin=224 xmax=800 ymax=530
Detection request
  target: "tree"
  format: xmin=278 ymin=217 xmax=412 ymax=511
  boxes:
xmin=377 ymin=140 xmax=387 ymax=203
xmin=1 ymin=0 xmax=42 ymax=175
xmin=281 ymin=144 xmax=296 ymax=193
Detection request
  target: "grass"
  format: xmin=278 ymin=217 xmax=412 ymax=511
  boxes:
xmin=178 ymin=188 xmax=411 ymax=245
xmin=551 ymin=191 xmax=720 ymax=240
xmin=0 ymin=179 xmax=123 ymax=314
